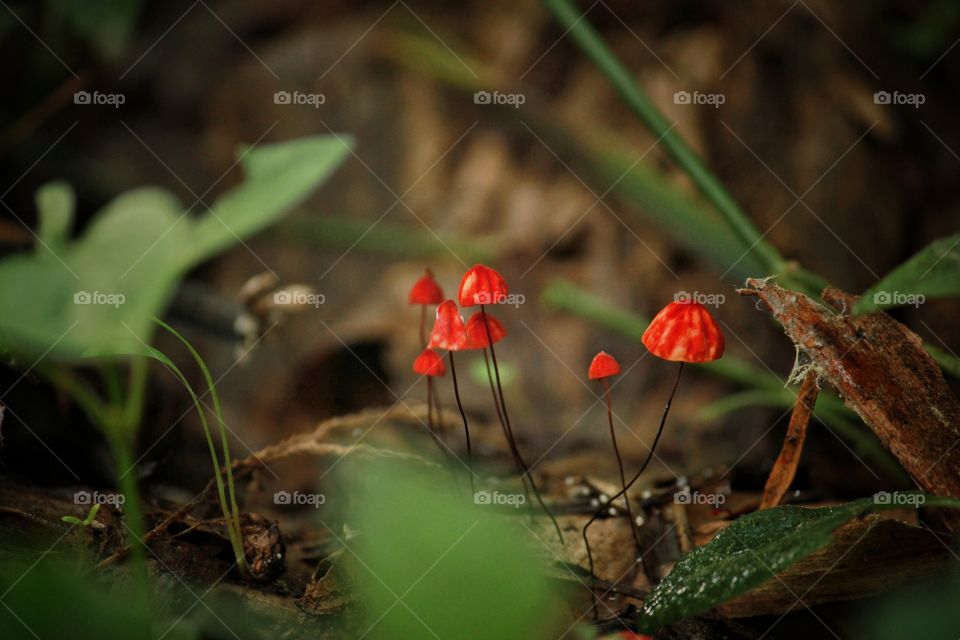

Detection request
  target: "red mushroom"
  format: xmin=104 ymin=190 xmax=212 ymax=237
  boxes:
xmin=587 ymin=351 xmax=621 ymax=380
xmin=413 ymin=348 xmax=445 ymax=376
xmin=457 ymin=264 xmax=508 ymax=307
xmin=584 ymin=299 xmax=725 ymax=589
xmin=428 ymin=300 xmax=467 ymax=351
xmin=464 ymin=311 xmax=507 ymax=349
xmin=409 ymin=268 xmax=444 ymax=347
xmin=457 ymin=264 xmax=563 ymax=543
xmin=641 ymin=300 xmax=725 ymax=363
xmin=586 ymin=352 xmax=640 ymax=546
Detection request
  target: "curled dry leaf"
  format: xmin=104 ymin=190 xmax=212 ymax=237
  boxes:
xmin=739 ymin=279 xmax=960 ymax=529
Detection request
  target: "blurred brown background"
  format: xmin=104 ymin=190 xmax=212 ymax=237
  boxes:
xmin=2 ymin=0 xmax=959 ymax=496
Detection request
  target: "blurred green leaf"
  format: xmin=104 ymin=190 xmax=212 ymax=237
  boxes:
xmin=190 ymin=135 xmax=353 ymax=261
xmin=638 ymin=493 xmax=960 ymax=632
xmin=0 ymin=134 xmax=350 ymax=362
xmin=856 ymin=234 xmax=960 ymax=313
xmin=346 ymin=461 xmax=559 ymax=640
xmin=0 ymin=560 xmax=156 ymax=640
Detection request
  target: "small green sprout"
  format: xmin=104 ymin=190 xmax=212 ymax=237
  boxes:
xmin=62 ymin=503 xmax=100 ymax=527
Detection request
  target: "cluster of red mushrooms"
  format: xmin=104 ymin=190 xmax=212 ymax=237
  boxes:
xmin=407 ymin=264 xmax=725 ymax=577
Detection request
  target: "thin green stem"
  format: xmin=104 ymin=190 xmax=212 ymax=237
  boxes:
xmin=155 ymin=320 xmax=245 ymax=571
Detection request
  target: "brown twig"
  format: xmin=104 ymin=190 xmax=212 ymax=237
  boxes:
xmin=759 ymin=370 xmax=818 ymax=509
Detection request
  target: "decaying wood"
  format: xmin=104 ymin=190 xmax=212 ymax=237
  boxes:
xmin=760 ymin=371 xmax=818 ymax=509
xmin=716 ymin=513 xmax=951 ymax=617
xmin=739 ymin=279 xmax=960 ymax=529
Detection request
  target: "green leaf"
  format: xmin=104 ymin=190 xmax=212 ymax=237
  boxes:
xmin=345 ymin=461 xmax=559 ymax=640
xmin=189 ymin=134 xmax=353 ymax=261
xmin=856 ymin=234 xmax=960 ymax=313
xmin=0 ymin=134 xmax=350 ymax=363
xmin=638 ymin=493 xmax=960 ymax=632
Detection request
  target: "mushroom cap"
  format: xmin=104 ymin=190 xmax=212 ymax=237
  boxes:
xmin=641 ymin=301 xmax=724 ymax=363
xmin=464 ymin=311 xmax=507 ymax=349
xmin=457 ymin=264 xmax=508 ymax=307
xmin=588 ymin=351 xmax=621 ymax=379
xmin=412 ymin=348 xmax=445 ymax=376
xmin=408 ymin=269 xmax=444 ymax=305
xmin=427 ymin=300 xmax=468 ymax=351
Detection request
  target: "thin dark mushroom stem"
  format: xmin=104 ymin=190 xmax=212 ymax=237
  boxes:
xmin=480 ymin=305 xmax=564 ymax=543
xmin=602 ymin=377 xmax=642 ymax=549
xmin=482 ymin=347 xmax=535 ymax=519
xmin=447 ymin=350 xmax=474 ymax=492
xmin=419 ymin=304 xmax=427 ymax=347
xmin=584 ymin=362 xmax=685 ymax=616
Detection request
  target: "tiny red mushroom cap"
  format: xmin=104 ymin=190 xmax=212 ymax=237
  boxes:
xmin=464 ymin=311 xmax=507 ymax=349
xmin=408 ymin=269 xmax=444 ymax=305
xmin=641 ymin=301 xmax=724 ymax=363
xmin=588 ymin=351 xmax=621 ymax=380
xmin=428 ymin=300 xmax=467 ymax=351
xmin=413 ymin=348 xmax=445 ymax=376
xmin=458 ymin=264 xmax=508 ymax=307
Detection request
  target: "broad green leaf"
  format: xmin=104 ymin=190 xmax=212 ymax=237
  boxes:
xmin=35 ymin=181 xmax=75 ymax=252
xmin=638 ymin=493 xmax=960 ymax=632
xmin=0 ymin=134 xmax=350 ymax=363
xmin=345 ymin=461 xmax=559 ymax=640
xmin=856 ymin=234 xmax=960 ymax=313
xmin=189 ymin=134 xmax=353 ymax=261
